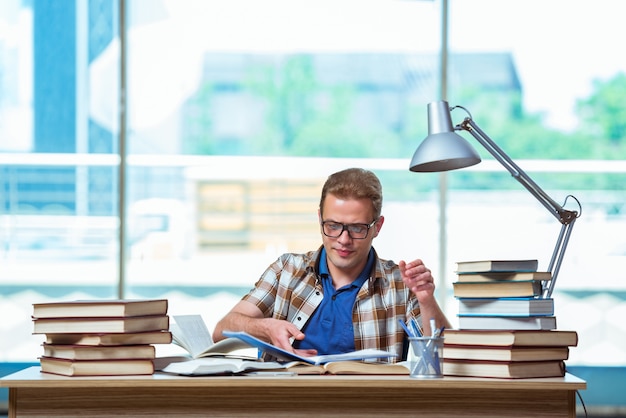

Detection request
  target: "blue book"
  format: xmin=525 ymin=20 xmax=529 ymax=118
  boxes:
xmin=222 ymin=331 xmax=396 ymax=365
xmin=458 ymin=297 xmax=554 ymax=317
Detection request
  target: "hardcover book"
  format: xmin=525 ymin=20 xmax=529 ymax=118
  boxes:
xmin=442 ymin=345 xmax=569 ymax=362
xmin=452 ymin=281 xmax=543 ymax=298
xmin=44 ymin=330 xmax=173 ymax=346
xmin=443 ymin=359 xmax=565 ymax=379
xmin=33 ymin=315 xmax=169 ymax=334
xmin=457 ymin=315 xmax=557 ymax=331
xmin=39 ymin=357 xmax=155 ymax=376
xmin=33 ymin=299 xmax=168 ymax=319
xmin=442 ymin=329 xmax=578 ymax=347
xmin=455 ymin=259 xmax=539 ymax=274
xmin=457 ymin=297 xmax=554 ymax=317
xmin=455 ymin=271 xmax=551 ymax=282
xmin=42 ymin=344 xmax=156 ymax=360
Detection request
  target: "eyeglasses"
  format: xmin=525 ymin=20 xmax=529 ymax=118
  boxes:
xmin=321 ymin=219 xmax=377 ymax=239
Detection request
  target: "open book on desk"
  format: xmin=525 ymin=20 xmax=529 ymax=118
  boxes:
xmin=159 ymin=316 xmax=396 ymax=372
xmin=222 ymin=330 xmax=397 ymax=365
xmin=285 ymin=360 xmax=409 ymax=375
xmin=158 ymin=319 xmax=398 ymax=375
xmin=169 ymin=315 xmax=255 ymax=359
xmin=155 ymin=315 xmax=256 ymax=370
xmin=160 ymin=357 xmax=288 ymax=376
xmin=159 ymin=357 xmax=409 ymax=376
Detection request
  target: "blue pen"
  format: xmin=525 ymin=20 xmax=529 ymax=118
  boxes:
xmin=437 ymin=326 xmax=446 ymax=337
xmin=409 ymin=317 xmax=422 ymax=337
xmin=398 ymin=319 xmax=415 ymax=337
xmin=430 ymin=325 xmax=445 ymax=375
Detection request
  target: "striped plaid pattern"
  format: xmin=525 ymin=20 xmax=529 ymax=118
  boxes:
xmin=243 ymin=247 xmax=421 ymax=362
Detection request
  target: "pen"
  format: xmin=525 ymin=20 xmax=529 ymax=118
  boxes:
xmin=398 ymin=319 xmax=415 ymax=338
xmin=430 ymin=325 xmax=445 ymax=375
xmin=437 ymin=326 xmax=446 ymax=337
xmin=409 ymin=317 xmax=422 ymax=337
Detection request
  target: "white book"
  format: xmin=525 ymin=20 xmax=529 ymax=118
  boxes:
xmin=457 ymin=315 xmax=557 ymax=331
xmin=455 ymin=259 xmax=538 ymax=274
xmin=161 ymin=357 xmax=287 ymax=376
xmin=458 ymin=298 xmax=554 ymax=317
xmin=169 ymin=315 xmax=254 ymax=359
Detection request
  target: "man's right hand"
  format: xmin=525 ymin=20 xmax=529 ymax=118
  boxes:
xmin=261 ymin=318 xmax=317 ymax=356
xmin=213 ymin=300 xmax=317 ymax=356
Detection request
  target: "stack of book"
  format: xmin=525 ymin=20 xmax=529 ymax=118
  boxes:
xmin=443 ymin=329 xmax=578 ymax=378
xmin=453 ymin=259 xmax=556 ymax=331
xmin=443 ymin=259 xmax=578 ymax=378
xmin=32 ymin=299 xmax=172 ymax=376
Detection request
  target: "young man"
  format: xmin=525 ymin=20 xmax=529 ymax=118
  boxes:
xmin=213 ymin=167 xmax=450 ymax=361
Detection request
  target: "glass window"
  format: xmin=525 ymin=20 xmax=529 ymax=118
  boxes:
xmin=0 ymin=0 xmax=625 ymax=372
xmin=444 ymin=0 xmax=626 ymax=367
xmin=0 ymin=0 xmax=120 ymax=361
xmin=122 ymin=0 xmax=440 ymax=360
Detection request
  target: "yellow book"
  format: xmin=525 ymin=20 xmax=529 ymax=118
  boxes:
xmin=42 ymin=344 xmax=156 ymax=360
xmin=456 ymin=271 xmax=551 ymax=282
xmin=452 ymin=280 xmax=542 ymax=298
xmin=45 ymin=330 xmax=173 ymax=346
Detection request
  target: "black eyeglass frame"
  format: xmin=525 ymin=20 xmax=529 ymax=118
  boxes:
xmin=320 ymin=219 xmax=378 ymax=240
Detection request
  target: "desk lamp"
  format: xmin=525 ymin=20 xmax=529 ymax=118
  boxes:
xmin=409 ymin=100 xmax=581 ymax=298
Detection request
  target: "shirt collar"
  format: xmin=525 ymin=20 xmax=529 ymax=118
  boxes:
xmin=319 ymin=247 xmax=375 ymax=288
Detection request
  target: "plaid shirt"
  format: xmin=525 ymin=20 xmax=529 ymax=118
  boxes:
xmin=242 ymin=246 xmax=421 ymax=363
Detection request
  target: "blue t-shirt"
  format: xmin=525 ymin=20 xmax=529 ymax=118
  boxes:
xmin=293 ymin=248 xmax=374 ymax=355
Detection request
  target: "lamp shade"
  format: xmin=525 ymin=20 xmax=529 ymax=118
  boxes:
xmin=409 ymin=101 xmax=481 ymax=172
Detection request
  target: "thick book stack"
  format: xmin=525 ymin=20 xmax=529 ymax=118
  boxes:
xmin=444 ymin=259 xmax=577 ymax=378
xmin=453 ymin=259 xmax=556 ymax=331
xmin=32 ymin=299 xmax=172 ymax=376
xmin=442 ymin=329 xmax=578 ymax=378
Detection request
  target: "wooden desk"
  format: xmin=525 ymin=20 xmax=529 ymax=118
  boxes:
xmin=1 ymin=367 xmax=586 ymax=417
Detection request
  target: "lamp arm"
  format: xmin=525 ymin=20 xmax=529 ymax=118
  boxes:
xmin=459 ymin=117 xmax=579 ymax=298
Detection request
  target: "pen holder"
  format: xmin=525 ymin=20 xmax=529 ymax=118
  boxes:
xmin=408 ymin=336 xmax=444 ymax=378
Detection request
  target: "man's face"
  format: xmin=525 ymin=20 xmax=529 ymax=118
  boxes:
xmin=319 ymin=193 xmax=383 ymax=279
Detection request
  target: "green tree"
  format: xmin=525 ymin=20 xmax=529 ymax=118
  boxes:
xmin=576 ymin=72 xmax=626 ymax=157
xmin=244 ymin=55 xmax=319 ymax=155
xmin=182 ymin=82 xmax=215 ymax=154
xmin=245 ymin=55 xmax=407 ymax=158
xmin=444 ymin=86 xmax=610 ymax=191
xmin=184 ymin=55 xmax=626 ymax=167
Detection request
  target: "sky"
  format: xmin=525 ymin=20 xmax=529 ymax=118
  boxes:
xmin=447 ymin=0 xmax=626 ymax=130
